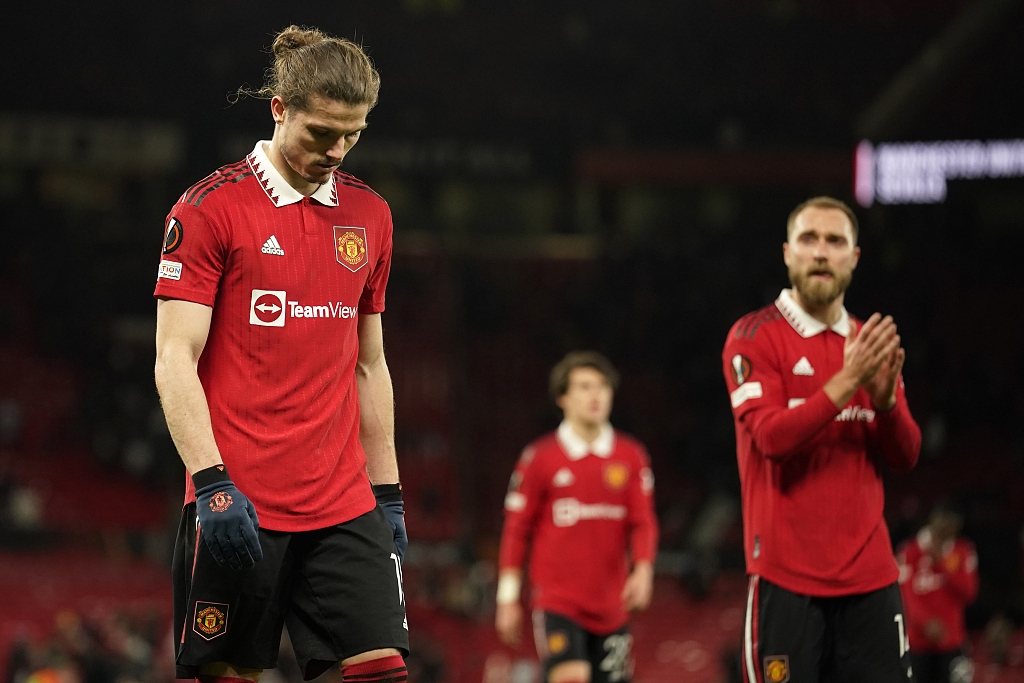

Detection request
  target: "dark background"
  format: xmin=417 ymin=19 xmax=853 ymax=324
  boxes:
xmin=2 ymin=2 xmax=1023 ymax=682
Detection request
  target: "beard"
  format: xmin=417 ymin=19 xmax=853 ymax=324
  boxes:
xmin=789 ymin=264 xmax=853 ymax=307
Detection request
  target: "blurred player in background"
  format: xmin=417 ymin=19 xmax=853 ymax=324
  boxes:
xmin=898 ymin=503 xmax=979 ymax=683
xmin=495 ymin=351 xmax=658 ymax=683
xmin=722 ymin=197 xmax=922 ymax=682
xmin=154 ymin=25 xmax=409 ymax=683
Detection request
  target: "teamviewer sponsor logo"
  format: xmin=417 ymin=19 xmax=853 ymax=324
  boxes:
xmin=551 ymin=498 xmax=627 ymax=527
xmin=287 ymin=301 xmax=359 ymax=319
xmin=250 ymin=289 xmax=286 ymax=327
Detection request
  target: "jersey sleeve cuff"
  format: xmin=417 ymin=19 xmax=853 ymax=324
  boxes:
xmin=154 ymin=284 xmax=218 ymax=307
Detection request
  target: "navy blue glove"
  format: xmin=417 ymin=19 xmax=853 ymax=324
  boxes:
xmin=373 ymin=483 xmax=407 ymax=562
xmin=193 ymin=465 xmax=263 ymax=571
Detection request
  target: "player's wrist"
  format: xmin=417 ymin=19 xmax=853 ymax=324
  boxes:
xmin=372 ymin=482 xmax=403 ymax=503
xmin=192 ymin=464 xmax=232 ymax=491
xmin=872 ymin=391 xmax=898 ymax=412
xmin=496 ymin=572 xmax=521 ymax=605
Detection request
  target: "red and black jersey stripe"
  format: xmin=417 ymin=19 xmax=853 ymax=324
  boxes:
xmin=180 ymin=160 xmax=253 ymax=207
xmin=333 ymin=170 xmax=385 ymax=202
xmin=735 ymin=304 xmax=782 ymax=340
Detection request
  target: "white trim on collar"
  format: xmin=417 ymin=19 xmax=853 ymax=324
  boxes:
xmin=775 ymin=288 xmax=851 ymax=338
xmin=557 ymin=421 xmax=615 ymax=461
xmin=246 ymin=141 xmax=338 ymax=207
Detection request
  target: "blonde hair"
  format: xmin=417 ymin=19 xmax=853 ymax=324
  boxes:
xmin=242 ymin=25 xmax=380 ymax=111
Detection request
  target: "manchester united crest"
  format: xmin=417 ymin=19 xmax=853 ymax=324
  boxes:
xmin=547 ymin=631 xmax=568 ymax=655
xmin=334 ymin=226 xmax=368 ymax=272
xmin=209 ymin=491 xmax=233 ymax=512
xmin=603 ymin=463 xmax=630 ymax=491
xmin=763 ymin=655 xmax=790 ymax=683
xmin=193 ymin=602 xmax=229 ymax=640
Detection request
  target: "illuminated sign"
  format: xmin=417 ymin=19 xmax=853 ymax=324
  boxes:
xmin=854 ymin=139 xmax=1024 ymax=207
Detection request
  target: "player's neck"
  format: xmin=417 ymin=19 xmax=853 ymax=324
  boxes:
xmin=566 ymin=418 xmax=605 ymax=445
xmin=265 ymin=139 xmax=319 ymax=197
xmin=791 ymin=288 xmax=845 ymax=326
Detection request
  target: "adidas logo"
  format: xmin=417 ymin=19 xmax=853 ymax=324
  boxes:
xmin=261 ymin=235 xmax=284 ymax=256
xmin=792 ymin=357 xmax=815 ymax=376
xmin=552 ymin=468 xmax=575 ymax=487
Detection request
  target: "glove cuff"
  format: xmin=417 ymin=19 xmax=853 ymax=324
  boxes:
xmin=193 ymin=464 xmax=232 ymax=491
xmin=372 ymin=483 xmax=403 ymax=503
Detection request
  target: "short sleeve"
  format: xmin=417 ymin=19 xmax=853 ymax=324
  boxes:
xmin=153 ymin=203 xmax=228 ymax=307
xmin=358 ymin=209 xmax=393 ymax=314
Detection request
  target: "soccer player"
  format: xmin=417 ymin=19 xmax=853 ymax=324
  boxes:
xmin=722 ymin=196 xmax=922 ymax=683
xmin=154 ymin=26 xmax=408 ymax=683
xmin=495 ymin=352 xmax=659 ymax=683
xmin=897 ymin=503 xmax=979 ymax=683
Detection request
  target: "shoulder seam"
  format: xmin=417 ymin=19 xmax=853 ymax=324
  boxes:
xmin=734 ymin=304 xmax=782 ymax=340
xmin=334 ymin=171 xmax=385 ymax=202
xmin=188 ymin=167 xmax=255 ymax=207
xmin=181 ymin=160 xmax=248 ymax=205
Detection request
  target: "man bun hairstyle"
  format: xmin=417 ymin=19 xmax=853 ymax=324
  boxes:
xmin=247 ymin=25 xmax=380 ymax=111
xmin=549 ymin=351 xmax=620 ymax=402
xmin=787 ymin=196 xmax=860 ymax=245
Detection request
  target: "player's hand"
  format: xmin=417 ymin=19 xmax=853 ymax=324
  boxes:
xmin=865 ymin=342 xmax=905 ymax=411
xmin=495 ymin=601 xmax=523 ymax=647
xmin=842 ymin=313 xmax=900 ymax=387
xmin=373 ymin=483 xmax=407 ymax=562
xmin=193 ymin=466 xmax=263 ymax=571
xmin=621 ymin=561 xmax=654 ymax=613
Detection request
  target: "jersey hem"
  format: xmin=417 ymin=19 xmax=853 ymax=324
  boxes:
xmin=533 ymin=598 xmax=628 ymax=636
xmin=755 ymin=566 xmax=899 ymax=597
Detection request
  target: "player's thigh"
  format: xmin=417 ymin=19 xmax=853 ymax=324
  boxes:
xmin=285 ymin=506 xmax=409 ymax=679
xmin=741 ymin=575 xmax=826 ymax=683
xmin=172 ymin=503 xmax=293 ymax=678
xmin=830 ymin=583 xmax=913 ymax=683
xmin=534 ymin=611 xmax=591 ymax=682
xmin=587 ymin=624 xmax=633 ymax=683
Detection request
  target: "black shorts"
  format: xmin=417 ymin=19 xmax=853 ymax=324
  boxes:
xmin=172 ymin=504 xmax=409 ymax=680
xmin=740 ymin=575 xmax=912 ymax=683
xmin=532 ymin=611 xmax=633 ymax=683
xmin=911 ymin=647 xmax=974 ymax=683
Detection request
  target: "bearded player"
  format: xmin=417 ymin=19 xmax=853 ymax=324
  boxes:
xmin=154 ymin=26 xmax=408 ymax=683
xmin=722 ymin=197 xmax=921 ymax=683
xmin=495 ymin=352 xmax=659 ymax=683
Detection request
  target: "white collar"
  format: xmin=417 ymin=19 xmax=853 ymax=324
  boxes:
xmin=246 ymin=141 xmax=338 ymax=207
xmin=775 ymin=289 xmax=851 ymax=338
xmin=557 ymin=421 xmax=615 ymax=461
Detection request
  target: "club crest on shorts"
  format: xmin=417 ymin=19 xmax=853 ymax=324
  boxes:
xmin=603 ymin=463 xmax=630 ymax=491
xmin=547 ymin=631 xmax=568 ymax=655
xmin=334 ymin=226 xmax=368 ymax=272
xmin=193 ymin=602 xmax=229 ymax=640
xmin=763 ymin=655 xmax=790 ymax=683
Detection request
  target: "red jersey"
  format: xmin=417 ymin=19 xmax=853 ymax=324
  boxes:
xmin=722 ymin=289 xmax=921 ymax=596
xmin=153 ymin=141 xmax=392 ymax=532
xmin=498 ymin=422 xmax=659 ymax=634
xmin=897 ymin=529 xmax=978 ymax=653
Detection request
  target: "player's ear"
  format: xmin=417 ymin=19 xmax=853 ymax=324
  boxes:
xmin=852 ymin=245 xmax=861 ymax=270
xmin=782 ymin=241 xmax=791 ymax=267
xmin=271 ymin=96 xmax=288 ymax=125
